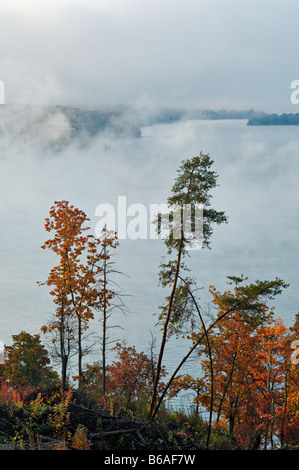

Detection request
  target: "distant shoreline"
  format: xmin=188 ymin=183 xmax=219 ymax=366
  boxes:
xmin=247 ymin=113 xmax=299 ymax=126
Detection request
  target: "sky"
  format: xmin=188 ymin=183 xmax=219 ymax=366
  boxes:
xmin=0 ymin=0 xmax=299 ymax=113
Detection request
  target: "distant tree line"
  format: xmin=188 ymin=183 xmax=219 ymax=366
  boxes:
xmin=247 ymin=113 xmax=299 ymax=126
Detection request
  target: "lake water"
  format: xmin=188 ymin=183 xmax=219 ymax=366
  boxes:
xmin=0 ymin=118 xmax=298 ymax=408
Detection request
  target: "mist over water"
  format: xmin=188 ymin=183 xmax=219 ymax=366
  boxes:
xmin=0 ymin=117 xmax=298 ymax=395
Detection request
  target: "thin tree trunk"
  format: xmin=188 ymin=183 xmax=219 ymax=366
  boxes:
xmin=148 ymin=239 xmax=183 ymax=420
xmin=229 ymin=414 xmax=235 ymax=438
xmin=102 ymin=231 xmax=107 ymax=396
xmin=78 ymin=316 xmax=83 ymax=387
xmin=280 ymin=369 xmax=289 ymax=448
xmin=61 ymin=353 xmax=68 ymax=390
xmin=59 ymin=275 xmax=69 ymax=390
xmin=60 ymin=304 xmax=67 ymax=390
xmin=216 ymin=351 xmax=237 ymax=422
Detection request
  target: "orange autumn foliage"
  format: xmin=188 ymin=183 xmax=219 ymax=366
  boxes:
xmin=172 ymin=281 xmax=298 ymax=449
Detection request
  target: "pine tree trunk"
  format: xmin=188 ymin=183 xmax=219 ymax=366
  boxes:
xmin=148 ymin=240 xmax=183 ymax=420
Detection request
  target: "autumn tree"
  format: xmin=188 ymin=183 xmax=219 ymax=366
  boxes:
xmin=39 ymin=201 xmax=118 ymax=388
xmin=83 ymin=342 xmax=167 ymax=417
xmin=3 ymin=331 xmax=57 ymax=388
xmin=108 ymin=342 xmax=167 ymax=415
xmin=186 ymin=276 xmax=290 ymax=449
xmin=251 ymin=318 xmax=291 ymax=449
xmin=168 ymin=374 xmax=204 ymax=418
xmin=148 ymin=153 xmax=228 ymax=420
